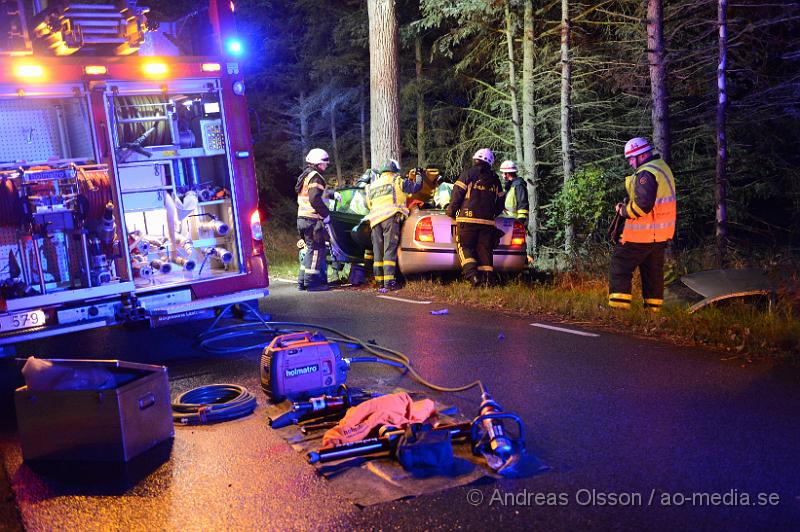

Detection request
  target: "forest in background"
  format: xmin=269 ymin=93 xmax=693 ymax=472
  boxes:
xmin=144 ymin=0 xmax=800 ymax=268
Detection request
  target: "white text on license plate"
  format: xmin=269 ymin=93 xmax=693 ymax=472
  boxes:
xmin=0 ymin=310 xmax=46 ymax=332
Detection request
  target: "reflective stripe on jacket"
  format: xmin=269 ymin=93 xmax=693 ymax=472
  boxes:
xmin=297 ymin=170 xmax=328 ymax=219
xmin=621 ymin=158 xmax=676 ymax=243
xmin=365 ymin=171 xmax=422 ymax=227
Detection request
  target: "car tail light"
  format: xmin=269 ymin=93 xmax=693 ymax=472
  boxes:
xmin=250 ymin=209 xmax=264 ymax=255
xmin=414 ymin=217 xmax=435 ymax=243
xmin=510 ymin=220 xmax=526 ymax=247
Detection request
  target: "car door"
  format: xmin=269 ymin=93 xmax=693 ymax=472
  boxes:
xmin=328 ymin=187 xmax=371 ymax=262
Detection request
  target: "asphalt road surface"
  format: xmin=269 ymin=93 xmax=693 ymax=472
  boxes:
xmin=1 ymin=280 xmax=799 ymax=531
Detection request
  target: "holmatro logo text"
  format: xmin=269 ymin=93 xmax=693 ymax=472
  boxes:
xmin=285 ymin=364 xmax=319 ymax=378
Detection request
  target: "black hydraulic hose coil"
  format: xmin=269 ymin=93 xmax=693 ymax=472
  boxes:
xmin=171 ymin=384 xmax=257 ymax=425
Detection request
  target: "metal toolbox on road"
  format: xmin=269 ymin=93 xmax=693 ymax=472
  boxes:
xmin=14 ymin=360 xmax=174 ymax=462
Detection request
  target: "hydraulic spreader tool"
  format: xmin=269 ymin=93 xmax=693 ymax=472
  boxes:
xmin=471 ymin=387 xmax=526 ymax=474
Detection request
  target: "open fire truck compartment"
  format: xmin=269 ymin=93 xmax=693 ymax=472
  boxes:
xmin=0 ymin=1 xmax=268 ymax=347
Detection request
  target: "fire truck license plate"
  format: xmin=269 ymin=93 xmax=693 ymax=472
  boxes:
xmin=0 ymin=310 xmax=46 ymax=332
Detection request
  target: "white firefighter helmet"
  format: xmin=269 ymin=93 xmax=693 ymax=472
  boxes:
xmin=472 ymin=148 xmax=495 ymax=166
xmin=623 ymin=137 xmax=653 ymax=159
xmin=306 ymin=148 xmax=330 ymax=165
xmin=499 ymin=160 xmax=518 ymax=173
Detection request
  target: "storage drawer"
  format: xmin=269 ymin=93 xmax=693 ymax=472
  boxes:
xmin=123 ymin=190 xmax=166 ymax=211
xmin=118 ymin=164 xmax=167 ymax=190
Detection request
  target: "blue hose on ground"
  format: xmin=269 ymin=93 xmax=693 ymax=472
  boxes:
xmin=171 ymin=383 xmax=257 ymax=425
xmin=196 ymin=303 xmax=279 ymax=354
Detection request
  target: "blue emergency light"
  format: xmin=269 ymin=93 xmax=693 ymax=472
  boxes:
xmin=226 ymin=38 xmax=243 ymax=56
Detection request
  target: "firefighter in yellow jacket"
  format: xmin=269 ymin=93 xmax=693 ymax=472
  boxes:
xmin=609 ymin=137 xmax=677 ymax=311
xmin=295 ymin=148 xmax=331 ymax=291
xmin=365 ymin=159 xmax=423 ymax=292
xmin=499 ymin=160 xmax=529 ymax=224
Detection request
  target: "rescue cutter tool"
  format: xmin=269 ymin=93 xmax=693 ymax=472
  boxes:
xmin=471 ymin=386 xmax=526 ymax=476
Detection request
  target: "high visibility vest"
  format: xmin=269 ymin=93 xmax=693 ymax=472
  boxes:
xmin=503 ymin=181 xmax=528 ymax=220
xmin=621 ymin=158 xmax=676 ymax=243
xmin=297 ymin=170 xmax=325 ymax=219
xmin=365 ymin=172 xmax=410 ymax=227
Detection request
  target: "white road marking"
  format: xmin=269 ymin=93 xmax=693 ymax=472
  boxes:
xmin=273 ymin=278 xmax=296 ymax=284
xmin=377 ymin=295 xmax=432 ymax=305
xmin=530 ymin=323 xmax=599 ymax=337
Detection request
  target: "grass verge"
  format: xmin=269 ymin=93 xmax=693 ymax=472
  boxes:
xmin=264 ymin=222 xmax=300 ymax=279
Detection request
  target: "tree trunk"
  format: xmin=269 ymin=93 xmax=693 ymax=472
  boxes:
xmin=647 ymin=0 xmax=671 ymax=164
xmin=415 ymin=36 xmax=427 ymax=168
xmin=505 ymin=2 xmax=524 ymax=165
xmin=560 ymin=0 xmax=575 ymax=254
xmin=367 ymin=0 xmax=401 ymax=169
xmin=299 ymin=92 xmax=309 ymax=166
xmin=360 ymin=82 xmax=369 ymax=170
xmin=522 ymin=0 xmax=539 ymax=259
xmin=330 ymin=101 xmax=342 ymax=183
xmin=716 ymin=0 xmax=728 ymax=266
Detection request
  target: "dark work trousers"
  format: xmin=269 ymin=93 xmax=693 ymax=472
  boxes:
xmin=456 ymin=222 xmax=495 ymax=283
xmin=297 ymin=217 xmax=328 ymax=289
xmin=609 ymin=241 xmax=667 ymax=310
xmin=371 ymin=213 xmax=402 ymax=287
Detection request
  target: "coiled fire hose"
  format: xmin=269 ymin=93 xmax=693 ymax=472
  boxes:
xmin=171 ymin=383 xmax=257 ymax=425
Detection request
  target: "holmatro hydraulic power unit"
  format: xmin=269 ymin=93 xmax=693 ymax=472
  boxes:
xmin=260 ymin=332 xmax=349 ymax=402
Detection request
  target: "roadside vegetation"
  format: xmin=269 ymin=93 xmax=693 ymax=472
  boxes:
xmin=264 ymin=220 xmax=300 ymax=279
xmin=265 ymin=226 xmax=800 ymax=363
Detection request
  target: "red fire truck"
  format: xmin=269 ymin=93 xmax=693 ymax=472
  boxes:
xmin=0 ymin=0 xmax=268 ymax=351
